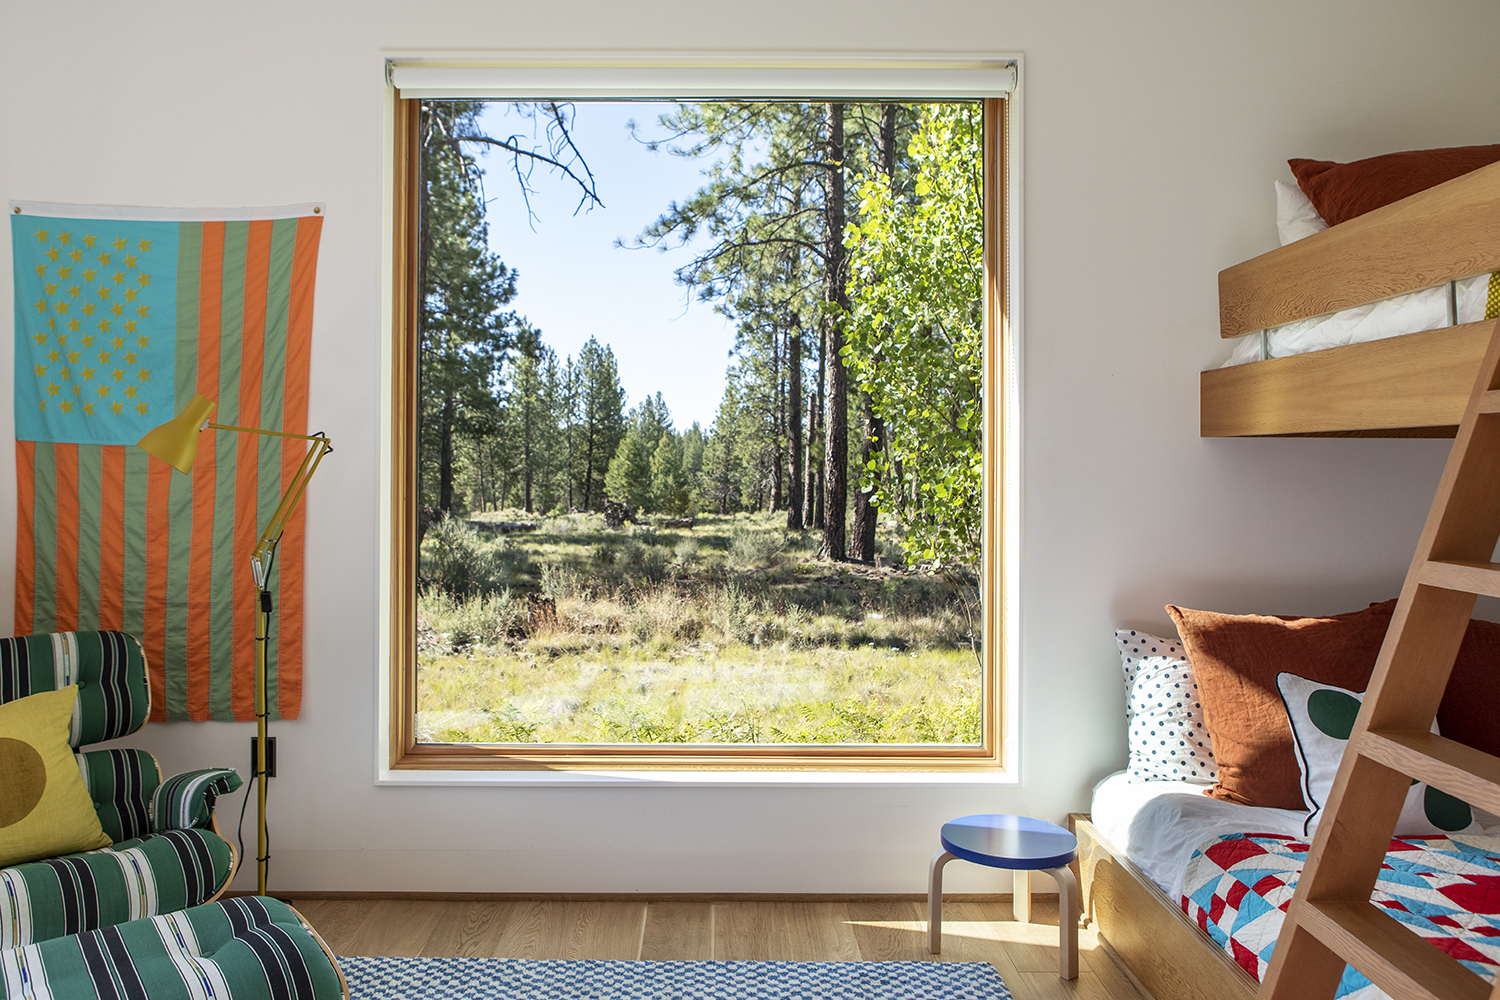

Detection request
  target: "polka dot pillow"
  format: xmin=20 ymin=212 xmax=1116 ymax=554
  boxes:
xmin=1115 ymin=630 xmax=1218 ymax=784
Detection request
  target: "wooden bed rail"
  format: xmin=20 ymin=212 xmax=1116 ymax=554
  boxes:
xmin=1219 ymin=161 xmax=1500 ymax=339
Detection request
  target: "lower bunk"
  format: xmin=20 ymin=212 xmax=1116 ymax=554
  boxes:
xmin=1075 ymin=779 xmax=1500 ymax=1000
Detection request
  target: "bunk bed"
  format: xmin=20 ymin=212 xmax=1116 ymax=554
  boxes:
xmin=1201 ymin=159 xmax=1500 ymax=437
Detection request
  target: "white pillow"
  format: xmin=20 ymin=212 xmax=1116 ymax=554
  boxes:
xmin=1276 ymin=672 xmax=1480 ymax=838
xmin=1114 ymin=630 xmax=1218 ymax=784
xmin=1276 ymin=180 xmax=1330 ymax=245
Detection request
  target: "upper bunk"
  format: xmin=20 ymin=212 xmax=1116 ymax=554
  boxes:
xmin=1200 ymin=159 xmax=1500 ymax=437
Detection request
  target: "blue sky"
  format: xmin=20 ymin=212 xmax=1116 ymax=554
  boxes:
xmin=473 ymin=102 xmax=735 ymax=432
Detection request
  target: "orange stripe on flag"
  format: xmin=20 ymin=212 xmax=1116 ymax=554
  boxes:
xmin=14 ymin=442 xmax=35 ymax=635
xmin=277 ymin=216 xmax=322 ymax=719
xmin=144 ymin=458 xmax=173 ymax=721
xmin=230 ymin=221 xmax=271 ymax=721
xmin=53 ymin=444 xmax=79 ymax=632
xmin=98 ymin=447 xmax=125 ymax=630
xmin=185 ymin=222 xmax=226 ymax=720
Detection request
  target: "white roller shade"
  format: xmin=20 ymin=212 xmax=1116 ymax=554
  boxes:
xmin=386 ymin=52 xmax=1017 ymax=100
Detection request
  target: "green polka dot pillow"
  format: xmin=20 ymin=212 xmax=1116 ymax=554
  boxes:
xmin=1276 ymin=672 xmax=1481 ymax=837
xmin=1115 ymin=630 xmax=1217 ymax=784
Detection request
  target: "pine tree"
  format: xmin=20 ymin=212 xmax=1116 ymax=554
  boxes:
xmin=572 ymin=337 xmax=626 ymax=511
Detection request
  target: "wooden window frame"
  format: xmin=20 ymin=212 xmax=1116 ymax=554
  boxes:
xmin=388 ymin=93 xmax=1010 ymax=771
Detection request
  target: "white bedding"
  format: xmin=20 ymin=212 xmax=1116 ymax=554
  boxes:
xmin=1220 ymin=272 xmax=1493 ymax=368
xmin=1088 ymin=771 xmax=1306 ymax=901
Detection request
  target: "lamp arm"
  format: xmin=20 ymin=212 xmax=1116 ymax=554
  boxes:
xmin=206 ymin=421 xmax=328 ymax=443
xmin=248 ymin=434 xmax=332 ymax=588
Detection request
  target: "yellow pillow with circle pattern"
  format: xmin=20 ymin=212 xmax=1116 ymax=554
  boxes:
xmin=0 ymin=685 xmax=111 ymax=867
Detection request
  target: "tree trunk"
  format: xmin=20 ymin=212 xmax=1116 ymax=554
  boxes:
xmin=809 ymin=331 xmax=825 ymax=530
xmin=438 ymin=391 xmax=457 ymax=515
xmin=818 ymin=102 xmax=849 ymax=561
xmin=786 ymin=317 xmax=804 ymax=530
xmin=769 ymin=321 xmax=783 ymax=513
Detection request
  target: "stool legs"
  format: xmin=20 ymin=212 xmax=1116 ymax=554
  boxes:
xmin=927 ymin=849 xmax=956 ymax=954
xmin=1041 ymin=864 xmax=1080 ymax=980
xmin=1012 ymin=869 xmax=1032 ymax=923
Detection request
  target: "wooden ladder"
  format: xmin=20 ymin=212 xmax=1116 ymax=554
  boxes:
xmin=1261 ymin=317 xmax=1500 ymax=1000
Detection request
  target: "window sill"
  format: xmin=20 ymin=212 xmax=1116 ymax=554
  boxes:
xmin=374 ymin=766 xmax=1018 ymax=788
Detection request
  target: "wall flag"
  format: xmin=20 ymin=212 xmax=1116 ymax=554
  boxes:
xmin=8 ymin=202 xmax=324 ymax=721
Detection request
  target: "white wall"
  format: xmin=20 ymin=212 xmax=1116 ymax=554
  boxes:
xmin=3 ymin=0 xmax=1497 ymax=893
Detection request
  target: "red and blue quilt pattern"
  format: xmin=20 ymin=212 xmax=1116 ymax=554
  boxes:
xmin=1182 ymin=833 xmax=1500 ymax=998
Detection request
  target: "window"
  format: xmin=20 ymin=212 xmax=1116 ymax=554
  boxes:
xmin=386 ymin=58 xmax=1017 ymax=771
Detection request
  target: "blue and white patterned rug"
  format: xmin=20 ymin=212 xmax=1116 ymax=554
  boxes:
xmin=337 ymin=956 xmax=1012 ymax=999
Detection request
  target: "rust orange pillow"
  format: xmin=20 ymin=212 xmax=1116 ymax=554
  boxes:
xmin=1289 ymin=144 xmax=1500 ymax=227
xmin=1166 ymin=601 xmax=1397 ymax=810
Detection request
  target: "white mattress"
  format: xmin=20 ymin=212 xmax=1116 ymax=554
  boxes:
xmin=1088 ymin=771 xmax=1307 ymax=901
xmin=1220 ymin=272 xmax=1492 ymax=368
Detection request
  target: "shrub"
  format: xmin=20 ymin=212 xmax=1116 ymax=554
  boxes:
xmin=420 ymin=515 xmax=517 ymax=599
xmin=728 ymin=525 xmax=788 ymax=568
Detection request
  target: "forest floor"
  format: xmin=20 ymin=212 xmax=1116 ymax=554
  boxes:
xmin=415 ymin=510 xmax=982 ymax=745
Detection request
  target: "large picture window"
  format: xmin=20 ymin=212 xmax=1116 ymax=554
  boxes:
xmin=388 ymin=67 xmax=1011 ymax=770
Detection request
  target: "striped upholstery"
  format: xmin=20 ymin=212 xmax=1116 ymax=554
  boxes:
xmin=0 ymin=896 xmax=345 ymax=1000
xmin=77 ymin=750 xmax=159 ymax=845
xmin=0 ymin=631 xmax=148 ymax=746
xmin=151 ymin=770 xmax=243 ymax=834
xmin=0 ymin=830 xmax=234 ymax=950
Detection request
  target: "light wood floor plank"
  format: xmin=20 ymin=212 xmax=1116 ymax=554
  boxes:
xmin=420 ymin=901 xmax=516 ymax=957
xmin=287 ymin=900 xmax=375 ymax=956
xmin=844 ymin=900 xmax=933 ymax=962
xmin=713 ymin=902 xmax=860 ymax=961
xmin=640 ymin=902 xmax=714 ymax=960
xmin=562 ymin=901 xmax=648 ymax=960
xmin=335 ymin=899 xmax=446 ymax=957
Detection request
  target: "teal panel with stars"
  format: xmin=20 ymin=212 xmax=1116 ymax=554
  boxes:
xmin=11 ymin=215 xmax=178 ymax=444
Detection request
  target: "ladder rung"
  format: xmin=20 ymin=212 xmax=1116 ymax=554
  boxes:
xmin=1476 ymin=390 xmax=1500 ymax=414
xmin=1418 ymin=560 xmax=1500 ymax=598
xmin=1299 ymin=900 xmax=1489 ymax=1000
xmin=1357 ymin=730 xmax=1500 ymax=817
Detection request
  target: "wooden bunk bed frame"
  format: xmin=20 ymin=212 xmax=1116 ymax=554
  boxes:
xmin=1202 ymin=160 xmax=1500 ymax=438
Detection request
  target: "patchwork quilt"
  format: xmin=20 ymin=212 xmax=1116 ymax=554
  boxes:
xmin=1182 ymin=833 xmax=1500 ymax=998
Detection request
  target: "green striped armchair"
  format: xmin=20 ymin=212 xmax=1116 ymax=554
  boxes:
xmin=0 ymin=631 xmax=242 ymax=949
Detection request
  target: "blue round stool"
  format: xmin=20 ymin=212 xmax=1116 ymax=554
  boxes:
xmin=927 ymin=814 xmax=1080 ymax=979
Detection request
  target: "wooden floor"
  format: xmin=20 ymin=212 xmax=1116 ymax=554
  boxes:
xmin=294 ymin=897 xmax=1150 ymax=1000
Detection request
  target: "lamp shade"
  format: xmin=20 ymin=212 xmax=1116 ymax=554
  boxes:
xmin=137 ymin=393 xmax=217 ymax=473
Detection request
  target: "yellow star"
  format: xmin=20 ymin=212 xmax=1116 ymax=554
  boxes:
xmin=98 ymin=321 xmax=112 ymax=334
xmin=67 ymin=350 xmax=81 ymax=364
xmin=81 ymin=303 xmax=95 ymax=317
xmin=69 ymin=250 xmax=82 ymax=263
xmin=45 ymin=248 xmax=59 ymax=262
xmin=137 ymin=368 xmax=151 ymax=382
xmin=59 ymin=400 xmax=74 ymax=414
xmin=82 ymin=234 xmax=96 ymax=248
xmin=137 ymin=239 xmax=151 ymax=253
xmin=53 ymin=301 xmax=68 ymax=315
xmin=111 ymin=368 xmax=124 ymax=382
xmin=136 ymin=272 xmax=150 ymax=287
xmin=43 ymin=282 xmax=58 ymax=296
xmin=34 ymin=229 xmax=49 ymax=243
xmin=57 ymin=369 xmax=70 ymax=382
xmin=57 ymin=232 xmax=71 ymax=246
xmin=56 ymin=334 xmax=68 ymax=346
xmin=34 ymin=299 xmax=48 ymax=314
xmin=33 ymin=364 xmax=46 ymax=379
xmin=110 ymin=304 xmax=124 ymax=317
xmin=124 ymin=385 xmax=138 ymax=399
xmin=97 ymin=286 xmax=112 ymax=300
xmin=66 ymin=319 xmax=80 ymax=333
xmin=97 ymin=351 xmax=111 ymax=366
xmin=112 ymin=272 xmax=124 ymax=284
xmin=81 ymin=366 xmax=96 ymax=381
xmin=124 ymin=351 xmax=138 ymax=365
xmin=136 ymin=305 xmax=148 ymax=318
xmin=82 ymin=268 xmax=97 ymax=283
xmin=97 ymin=253 xmax=111 ymax=267
xmin=95 ymin=384 xmax=110 ymax=398
xmin=33 ymin=263 xmax=47 ymax=278
xmin=70 ymin=383 xmax=81 ymax=397
xmin=45 ymin=382 xmax=59 ymax=397
xmin=135 ymin=401 xmax=149 ymax=415
xmin=37 ymin=402 xmax=46 ymax=413
xmin=124 ymin=288 xmax=138 ymax=302
xmin=111 ymin=337 xmax=125 ymax=350
xmin=109 ymin=401 xmax=123 ymax=416
xmin=45 ymin=318 xmax=55 ymax=331
xmin=111 ymin=237 xmax=127 ymax=251
xmin=123 ymin=254 xmax=138 ymax=269
xmin=83 ymin=403 xmax=94 ymax=415
xmin=81 ymin=335 xmax=94 ymax=348
xmin=136 ymin=335 xmax=150 ymax=348
xmin=67 ymin=285 xmax=80 ymax=299
xmin=55 ymin=267 xmax=71 ymax=280
xmin=31 ymin=332 xmax=46 ymax=346
xmin=123 ymin=321 xmax=137 ymax=334
xmin=46 ymin=349 xmax=60 ymax=363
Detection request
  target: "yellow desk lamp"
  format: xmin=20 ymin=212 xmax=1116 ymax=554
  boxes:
xmin=138 ymin=392 xmax=331 ymax=896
